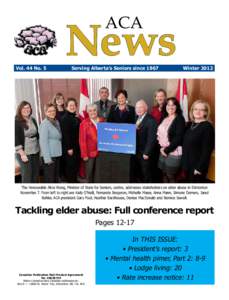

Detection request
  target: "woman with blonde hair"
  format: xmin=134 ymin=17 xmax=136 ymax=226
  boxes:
xmin=79 ymin=104 xmax=104 ymax=183
xmin=182 ymin=100 xmax=215 ymax=183
xmin=52 ymin=92 xmax=65 ymax=121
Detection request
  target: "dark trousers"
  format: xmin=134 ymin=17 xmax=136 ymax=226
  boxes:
xmin=43 ymin=157 xmax=60 ymax=183
xmin=186 ymin=171 xmax=208 ymax=183
xmin=16 ymin=153 xmax=40 ymax=183
xmin=151 ymin=144 xmax=162 ymax=183
xmin=63 ymin=152 xmax=80 ymax=183
xmin=96 ymin=152 xmax=131 ymax=183
xmin=132 ymin=153 xmax=152 ymax=183
xmin=85 ymin=157 xmax=97 ymax=183
xmin=59 ymin=155 xmax=65 ymax=179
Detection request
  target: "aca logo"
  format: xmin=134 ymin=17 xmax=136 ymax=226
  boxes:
xmin=14 ymin=25 xmax=57 ymax=55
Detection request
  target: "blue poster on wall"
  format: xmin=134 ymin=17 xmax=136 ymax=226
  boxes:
xmin=97 ymin=122 xmax=136 ymax=154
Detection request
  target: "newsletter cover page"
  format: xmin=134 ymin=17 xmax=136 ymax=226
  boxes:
xmin=0 ymin=1 xmax=228 ymax=299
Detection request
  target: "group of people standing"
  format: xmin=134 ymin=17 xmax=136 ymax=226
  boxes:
xmin=15 ymin=86 xmax=215 ymax=184
xmin=15 ymin=96 xmax=81 ymax=183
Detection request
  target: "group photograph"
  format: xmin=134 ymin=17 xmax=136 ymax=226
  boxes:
xmin=15 ymin=78 xmax=215 ymax=184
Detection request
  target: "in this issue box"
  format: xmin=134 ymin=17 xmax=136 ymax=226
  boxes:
xmin=96 ymin=230 xmax=214 ymax=285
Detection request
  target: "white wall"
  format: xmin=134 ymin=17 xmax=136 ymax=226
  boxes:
xmin=123 ymin=79 xmax=167 ymax=110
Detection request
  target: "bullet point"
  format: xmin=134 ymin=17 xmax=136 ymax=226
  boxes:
xmin=129 ymin=266 xmax=132 ymax=270
xmin=105 ymin=257 xmax=109 ymax=260
xmin=123 ymin=248 xmax=126 ymax=251
xmin=117 ymin=276 xmax=120 ymax=279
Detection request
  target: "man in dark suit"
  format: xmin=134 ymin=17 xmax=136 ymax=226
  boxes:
xmin=94 ymin=87 xmax=115 ymax=120
xmin=132 ymin=100 xmax=158 ymax=183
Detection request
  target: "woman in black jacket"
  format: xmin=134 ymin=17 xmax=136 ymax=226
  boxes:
xmin=182 ymin=100 xmax=214 ymax=183
xmin=107 ymin=89 xmax=135 ymax=124
xmin=157 ymin=97 xmax=185 ymax=183
xmin=100 ymin=89 xmax=135 ymax=183
xmin=60 ymin=98 xmax=80 ymax=183
xmin=15 ymin=101 xmax=40 ymax=183
xmin=52 ymin=92 xmax=66 ymax=179
xmin=52 ymin=92 xmax=66 ymax=121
